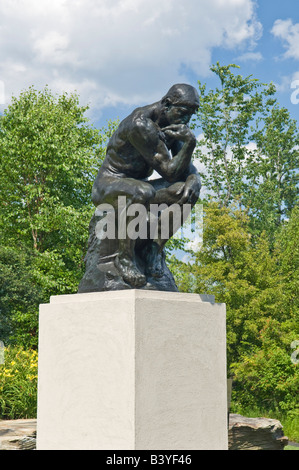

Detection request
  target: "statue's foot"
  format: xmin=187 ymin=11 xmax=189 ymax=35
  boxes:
xmin=142 ymin=242 xmax=164 ymax=278
xmin=114 ymin=256 xmax=146 ymax=288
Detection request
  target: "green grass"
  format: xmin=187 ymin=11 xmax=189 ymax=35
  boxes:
xmin=283 ymin=416 xmax=299 ymax=443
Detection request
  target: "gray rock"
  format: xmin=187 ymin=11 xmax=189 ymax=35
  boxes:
xmin=0 ymin=419 xmax=37 ymax=450
xmin=228 ymin=414 xmax=288 ymax=450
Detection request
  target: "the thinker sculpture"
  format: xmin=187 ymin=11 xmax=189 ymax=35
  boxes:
xmin=78 ymin=84 xmax=201 ymax=293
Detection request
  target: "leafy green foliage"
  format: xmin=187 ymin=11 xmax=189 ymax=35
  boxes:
xmin=247 ymin=106 xmax=299 ymax=239
xmin=193 ymin=62 xmax=298 ymax=243
xmin=0 ymin=346 xmax=38 ymax=419
xmin=169 ymin=202 xmax=299 ymax=416
xmin=0 ymin=246 xmax=43 ymax=348
xmin=0 ymin=86 xmax=118 ymax=347
xmin=169 ymin=64 xmax=299 ymax=421
xmin=0 ymin=72 xmax=298 ymax=425
xmin=193 ymin=62 xmax=276 ymax=207
xmin=231 ymin=318 xmax=298 ymax=413
xmin=0 ymin=86 xmax=110 ymax=251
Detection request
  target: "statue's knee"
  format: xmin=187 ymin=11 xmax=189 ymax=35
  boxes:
xmin=169 ymin=182 xmax=184 ymax=197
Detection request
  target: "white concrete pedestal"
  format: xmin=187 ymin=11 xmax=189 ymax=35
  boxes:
xmin=37 ymin=290 xmax=227 ymax=450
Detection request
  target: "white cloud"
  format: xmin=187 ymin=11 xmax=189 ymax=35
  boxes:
xmin=0 ymin=0 xmax=262 ymax=114
xmin=236 ymin=51 xmax=263 ymax=62
xmin=273 ymin=71 xmax=299 ymax=94
xmin=270 ymin=19 xmax=299 ymax=97
xmin=271 ymin=19 xmax=299 ymax=60
xmin=32 ymin=31 xmax=72 ymax=65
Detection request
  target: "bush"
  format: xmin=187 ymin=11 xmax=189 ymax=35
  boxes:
xmin=230 ymin=319 xmax=299 ymax=415
xmin=0 ymin=346 xmax=38 ymax=419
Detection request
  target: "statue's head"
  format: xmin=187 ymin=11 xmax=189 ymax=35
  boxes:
xmin=161 ymin=84 xmax=199 ymax=125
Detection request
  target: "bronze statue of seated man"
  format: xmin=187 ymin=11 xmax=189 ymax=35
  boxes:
xmin=78 ymin=83 xmax=201 ymax=293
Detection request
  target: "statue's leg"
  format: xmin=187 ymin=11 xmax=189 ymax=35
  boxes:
xmin=93 ymin=175 xmax=155 ymax=287
xmin=141 ymin=179 xmax=196 ymax=277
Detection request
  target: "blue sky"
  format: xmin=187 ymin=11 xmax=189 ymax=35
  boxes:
xmin=0 ymin=0 xmax=299 ymax=129
xmin=209 ymin=0 xmax=299 ymax=122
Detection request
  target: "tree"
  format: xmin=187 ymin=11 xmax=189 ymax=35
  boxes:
xmin=231 ymin=318 xmax=299 ymax=414
xmin=193 ymin=63 xmax=298 ymax=241
xmin=168 ymin=64 xmax=298 ymax=416
xmin=231 ymin=208 xmax=299 ymax=414
xmin=169 ymin=201 xmax=298 ymax=413
xmin=0 ymin=246 xmax=42 ymax=348
xmin=247 ymin=106 xmax=299 ymax=239
xmin=275 ymin=205 xmax=299 ymax=323
xmin=171 ymin=203 xmax=295 ymax=362
xmin=193 ymin=62 xmax=276 ymax=207
xmin=0 ymin=86 xmax=118 ymax=345
xmin=0 ymin=86 xmax=108 ymax=251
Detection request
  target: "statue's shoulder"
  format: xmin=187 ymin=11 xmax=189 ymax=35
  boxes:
xmin=127 ymin=105 xmax=158 ymax=136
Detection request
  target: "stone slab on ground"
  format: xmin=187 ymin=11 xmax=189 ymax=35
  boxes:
xmin=0 ymin=419 xmax=37 ymax=450
xmin=228 ymin=414 xmax=289 ymax=450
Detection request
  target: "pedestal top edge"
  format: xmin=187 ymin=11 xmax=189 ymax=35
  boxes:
xmin=47 ymin=290 xmax=216 ymax=305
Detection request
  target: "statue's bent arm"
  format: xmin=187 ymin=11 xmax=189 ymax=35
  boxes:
xmin=128 ymin=118 xmax=196 ymax=183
